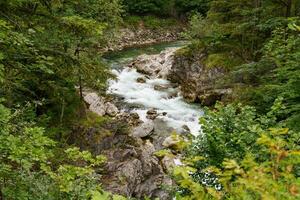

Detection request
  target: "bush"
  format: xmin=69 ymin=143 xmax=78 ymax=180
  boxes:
xmin=174 ymin=102 xmax=300 ymax=200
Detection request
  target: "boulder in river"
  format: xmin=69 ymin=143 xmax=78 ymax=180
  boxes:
xmin=129 ymin=47 xmax=179 ymax=78
xmin=146 ymin=108 xmax=158 ymax=120
xmin=136 ymin=77 xmax=147 ymax=83
xmin=154 ymin=84 xmax=169 ymax=91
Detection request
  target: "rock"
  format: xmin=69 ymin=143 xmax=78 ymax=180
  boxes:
xmin=162 ymin=134 xmax=184 ymax=149
xmin=130 ymin=112 xmax=140 ymax=120
xmin=117 ymin=112 xmax=142 ymax=126
xmin=166 ymin=91 xmax=178 ymax=99
xmin=161 ymin=156 xmax=176 ymax=172
xmin=181 ymin=125 xmax=190 ymax=134
xmin=100 ymin=26 xmax=183 ymax=53
xmin=129 ymin=47 xmax=179 ymax=78
xmin=146 ymin=109 xmax=158 ymax=120
xmin=137 ymin=77 xmax=146 ymax=83
xmin=132 ymin=121 xmax=155 ymax=138
xmin=83 ymin=93 xmax=106 ymax=116
xmin=199 ymin=89 xmax=232 ymax=106
xmin=100 ymin=138 xmax=173 ymax=199
xmin=168 ymin=51 xmax=232 ymax=105
xmin=180 ymin=125 xmax=194 ymax=140
xmin=105 ymin=102 xmax=119 ymax=117
xmin=154 ymin=84 xmax=169 ymax=91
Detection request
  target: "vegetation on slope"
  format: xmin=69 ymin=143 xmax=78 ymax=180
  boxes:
xmin=0 ymin=0 xmax=125 ymax=199
xmin=0 ymin=0 xmax=299 ymax=199
xmin=174 ymin=0 xmax=300 ymax=199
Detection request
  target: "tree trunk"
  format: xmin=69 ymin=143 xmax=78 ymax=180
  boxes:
xmin=74 ymin=45 xmax=83 ymax=100
xmin=286 ymin=0 xmax=292 ymax=17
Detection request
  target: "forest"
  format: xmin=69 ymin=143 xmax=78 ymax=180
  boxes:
xmin=0 ymin=0 xmax=299 ymax=199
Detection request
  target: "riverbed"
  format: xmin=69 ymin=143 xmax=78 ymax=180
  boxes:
xmin=105 ymin=41 xmax=203 ymax=136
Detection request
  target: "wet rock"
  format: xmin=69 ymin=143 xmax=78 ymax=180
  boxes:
xmin=105 ymin=102 xmax=119 ymax=117
xmin=146 ymin=109 xmax=158 ymax=120
xmin=181 ymin=125 xmax=191 ymax=135
xmin=154 ymin=84 xmax=169 ymax=91
xmin=132 ymin=121 xmax=155 ymax=138
xmin=130 ymin=112 xmax=140 ymax=120
xmin=166 ymin=91 xmax=178 ymax=99
xmin=137 ymin=77 xmax=146 ymax=83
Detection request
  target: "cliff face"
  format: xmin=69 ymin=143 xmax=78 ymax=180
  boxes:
xmin=168 ymin=49 xmax=232 ymax=106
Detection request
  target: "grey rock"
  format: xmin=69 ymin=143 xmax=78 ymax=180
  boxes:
xmin=161 ymin=156 xmax=176 ymax=172
xmin=132 ymin=121 xmax=155 ymax=138
xmin=146 ymin=108 xmax=158 ymax=120
xmin=162 ymin=134 xmax=182 ymax=149
xmin=154 ymin=84 xmax=169 ymax=91
xmin=105 ymin=102 xmax=119 ymax=117
xmin=136 ymin=77 xmax=146 ymax=83
xmin=167 ymin=52 xmax=233 ymax=106
xmin=83 ymin=93 xmax=106 ymax=116
xmin=129 ymin=48 xmax=179 ymax=78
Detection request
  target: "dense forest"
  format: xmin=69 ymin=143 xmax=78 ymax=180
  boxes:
xmin=0 ymin=0 xmax=299 ymax=200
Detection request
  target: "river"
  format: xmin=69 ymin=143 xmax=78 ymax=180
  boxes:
xmin=104 ymin=41 xmax=203 ymax=136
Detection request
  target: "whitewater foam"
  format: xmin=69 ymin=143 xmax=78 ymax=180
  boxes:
xmin=108 ymin=68 xmax=202 ymax=136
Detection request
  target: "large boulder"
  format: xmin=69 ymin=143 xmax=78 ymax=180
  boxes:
xmin=129 ymin=47 xmax=179 ymax=79
xmin=101 ymin=140 xmax=173 ymax=199
xmin=83 ymin=92 xmax=120 ymax=117
xmin=105 ymin=102 xmax=119 ymax=117
xmin=146 ymin=108 xmax=158 ymax=120
xmin=136 ymin=77 xmax=147 ymax=83
xmin=162 ymin=134 xmax=186 ymax=150
xmin=84 ymin=93 xmax=106 ymax=116
xmin=132 ymin=121 xmax=155 ymax=138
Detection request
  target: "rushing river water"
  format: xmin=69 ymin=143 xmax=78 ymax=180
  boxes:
xmin=105 ymin=41 xmax=203 ymax=136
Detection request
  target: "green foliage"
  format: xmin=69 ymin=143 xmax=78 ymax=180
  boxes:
xmin=0 ymin=103 xmax=123 ymax=199
xmin=123 ymin=0 xmax=211 ymax=17
xmin=184 ymin=0 xmax=300 ymax=131
xmin=234 ymin=20 xmax=300 ymax=130
xmin=0 ymin=0 xmax=125 ymax=199
xmin=124 ymin=15 xmax=178 ymax=30
xmin=123 ymin=0 xmax=171 ymax=16
xmin=175 ymin=103 xmax=300 ymax=200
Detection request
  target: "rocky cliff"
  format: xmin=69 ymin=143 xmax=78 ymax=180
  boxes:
xmin=167 ymin=49 xmax=232 ymax=106
xmin=128 ymin=47 xmax=232 ymax=106
xmin=69 ymin=92 xmax=186 ymax=200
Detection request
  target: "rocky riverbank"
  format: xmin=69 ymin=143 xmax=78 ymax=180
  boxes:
xmin=71 ymin=43 xmax=231 ymax=199
xmin=101 ymin=27 xmax=182 ymax=52
xmin=128 ymin=46 xmax=232 ymax=106
xmin=69 ymin=91 xmax=187 ymax=199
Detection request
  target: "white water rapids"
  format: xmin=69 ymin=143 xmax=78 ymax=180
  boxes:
xmin=108 ymin=66 xmax=203 ymax=136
